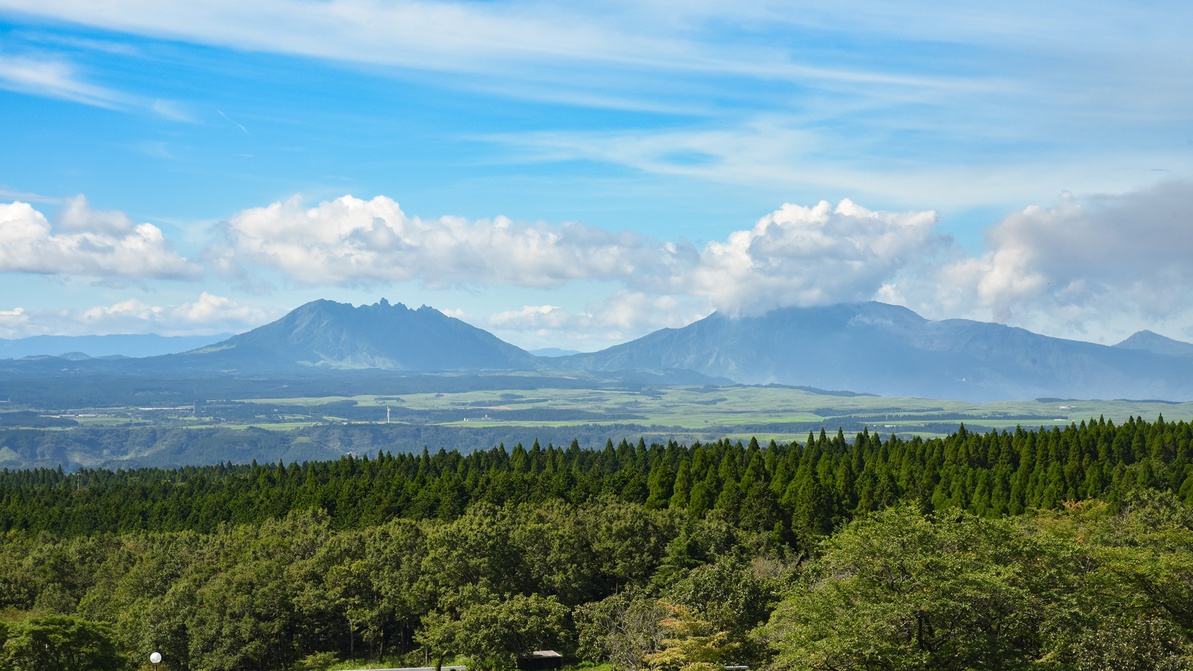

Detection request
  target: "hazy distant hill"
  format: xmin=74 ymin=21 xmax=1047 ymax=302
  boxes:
xmin=1115 ymin=330 xmax=1193 ymax=359
xmin=0 ymin=333 xmax=229 ymax=360
xmin=558 ymin=302 xmax=1193 ymax=402
xmin=8 ymin=299 xmax=1193 ymax=403
xmin=170 ymin=299 xmax=541 ymax=373
xmin=532 ymin=347 xmax=582 ymax=357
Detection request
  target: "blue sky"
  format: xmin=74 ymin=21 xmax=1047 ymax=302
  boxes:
xmin=1 ymin=1 xmax=1191 ymax=351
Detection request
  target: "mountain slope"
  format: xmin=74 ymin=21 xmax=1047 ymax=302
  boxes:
xmin=0 ymin=334 xmax=229 ymax=360
xmin=171 ymin=299 xmax=541 ymax=373
xmin=1115 ymin=330 xmax=1193 ymax=359
xmin=558 ymin=302 xmax=1193 ymax=402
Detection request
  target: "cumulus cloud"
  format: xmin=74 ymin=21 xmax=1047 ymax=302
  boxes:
xmin=211 ymin=194 xmax=659 ymax=288
xmin=77 ymin=292 xmax=272 ymax=334
xmin=1 ymin=293 xmax=273 ymax=338
xmin=0 ymin=197 xmax=200 ymax=279
xmin=214 ymin=194 xmax=944 ymax=319
xmin=10 ymin=185 xmax=1193 ymax=347
xmin=675 ymin=198 xmax=945 ymax=315
xmin=474 ymin=184 xmax=1193 ymax=346
xmin=900 ymin=181 xmax=1193 ymax=341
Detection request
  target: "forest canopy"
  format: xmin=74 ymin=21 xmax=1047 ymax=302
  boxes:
xmin=1 ymin=417 xmax=1191 ymax=670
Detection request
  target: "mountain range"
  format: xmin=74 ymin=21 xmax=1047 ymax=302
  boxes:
xmin=0 ymin=333 xmax=229 ymax=360
xmin=5 ymin=298 xmax=1193 ymax=402
xmin=559 ymin=302 xmax=1193 ymax=401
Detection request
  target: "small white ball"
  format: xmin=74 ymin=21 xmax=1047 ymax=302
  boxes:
xmin=150 ymin=651 xmax=163 ymax=664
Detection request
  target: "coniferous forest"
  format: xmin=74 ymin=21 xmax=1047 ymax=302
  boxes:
xmin=1 ymin=417 xmax=1192 ymax=670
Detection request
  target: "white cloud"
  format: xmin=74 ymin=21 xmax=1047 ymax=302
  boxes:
xmin=0 ymin=186 xmax=58 ymax=204
xmin=76 ymin=292 xmax=273 ymax=334
xmin=474 ymin=184 xmax=1193 ymax=346
xmin=214 ymin=193 xmax=943 ymax=320
xmin=0 ymin=1 xmax=947 ymax=87
xmin=0 ymin=53 xmax=126 ymax=108
xmin=657 ymin=198 xmax=945 ymax=315
xmin=1 ymin=293 xmax=274 ymax=337
xmin=173 ymin=292 xmax=268 ymax=326
xmin=9 ymin=185 xmax=1192 ymax=349
xmin=0 ymin=197 xmax=200 ymax=279
xmin=6 ymin=1 xmax=1190 ymax=212
xmin=0 ymin=52 xmax=192 ymax=118
xmin=910 ymin=181 xmax=1193 ymax=342
xmin=587 ymin=291 xmax=704 ymax=334
xmin=213 ymin=194 xmax=659 ymax=288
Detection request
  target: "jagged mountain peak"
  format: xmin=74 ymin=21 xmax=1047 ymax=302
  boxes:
xmin=184 ymin=299 xmax=540 ymax=373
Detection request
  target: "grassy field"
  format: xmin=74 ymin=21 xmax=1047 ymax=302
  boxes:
xmin=7 ymin=381 xmax=1193 ymax=442
xmin=234 ymin=385 xmax=1193 ymax=440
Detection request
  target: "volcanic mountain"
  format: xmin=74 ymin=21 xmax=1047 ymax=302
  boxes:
xmin=171 ymin=298 xmax=541 ymax=373
xmin=557 ymin=302 xmax=1193 ymax=402
xmin=1114 ymin=330 xmax=1193 ymax=360
xmin=10 ymin=299 xmax=1193 ymax=402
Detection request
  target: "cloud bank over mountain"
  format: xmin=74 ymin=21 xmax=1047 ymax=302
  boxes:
xmin=209 ymin=195 xmax=660 ymax=288
xmin=1 ymin=181 xmax=1192 ymax=348
xmin=922 ymin=181 xmax=1193 ymax=341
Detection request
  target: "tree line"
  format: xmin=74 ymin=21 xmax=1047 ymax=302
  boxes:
xmin=3 ymin=416 xmax=1192 ymax=540
xmin=0 ymin=417 xmax=1191 ymax=670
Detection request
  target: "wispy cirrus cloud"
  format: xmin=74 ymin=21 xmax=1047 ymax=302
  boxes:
xmin=0 ymin=53 xmax=126 ymax=108
xmin=0 ymin=51 xmax=192 ymax=119
xmin=0 ymin=186 xmax=59 ymax=204
xmin=0 ymin=0 xmax=1028 ymax=118
xmin=3 ymin=0 xmax=1189 ymax=211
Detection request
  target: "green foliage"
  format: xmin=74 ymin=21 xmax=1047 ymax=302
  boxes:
xmin=454 ymin=593 xmax=569 ymax=671
xmin=642 ymin=602 xmax=738 ymax=671
xmin=0 ymin=615 xmax=127 ymax=671
xmin=574 ymin=588 xmax=668 ymax=671
xmin=665 ymin=554 xmax=778 ymax=664
xmin=5 ymin=416 xmax=1193 ymax=541
xmin=295 ymin=651 xmax=339 ymax=671
xmin=764 ymin=501 xmax=1193 ymax=670
xmin=765 ymin=506 xmax=1064 ymax=669
xmin=0 ymin=419 xmax=1191 ymax=671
